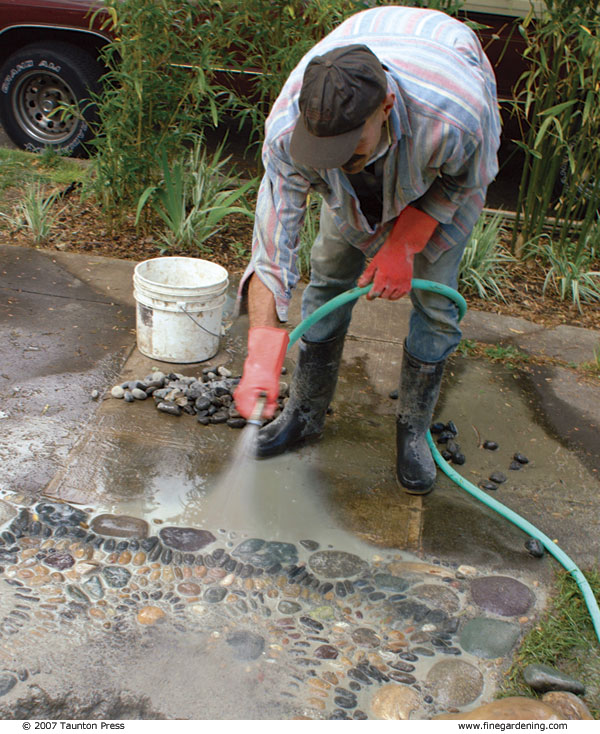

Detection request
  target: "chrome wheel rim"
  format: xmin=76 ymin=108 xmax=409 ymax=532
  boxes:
xmin=13 ymin=70 xmax=78 ymax=144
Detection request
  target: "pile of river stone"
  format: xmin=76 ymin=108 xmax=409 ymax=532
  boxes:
xmin=109 ymin=369 xmax=288 ymax=428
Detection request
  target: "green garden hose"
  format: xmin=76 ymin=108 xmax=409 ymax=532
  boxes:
xmin=286 ymin=278 xmax=600 ymax=644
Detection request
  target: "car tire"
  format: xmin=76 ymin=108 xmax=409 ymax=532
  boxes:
xmin=0 ymin=41 xmax=104 ymax=156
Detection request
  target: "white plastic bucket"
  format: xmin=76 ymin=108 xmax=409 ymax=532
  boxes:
xmin=133 ymin=257 xmax=229 ymax=363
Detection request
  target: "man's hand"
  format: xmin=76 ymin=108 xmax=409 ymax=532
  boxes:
xmin=234 ymin=326 xmax=290 ymax=420
xmin=357 ymin=206 xmax=438 ymax=300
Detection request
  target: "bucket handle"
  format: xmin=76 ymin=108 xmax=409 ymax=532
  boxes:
xmin=177 ymin=302 xmax=222 ymax=339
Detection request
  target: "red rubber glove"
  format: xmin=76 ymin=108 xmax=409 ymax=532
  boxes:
xmin=234 ymin=326 xmax=289 ymax=420
xmin=357 ymin=206 xmax=438 ymax=300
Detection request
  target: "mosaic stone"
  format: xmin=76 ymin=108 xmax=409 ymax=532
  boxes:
xmin=204 ymin=587 xmax=227 ymax=603
xmin=471 ymin=576 xmax=534 ymax=616
xmin=460 ymin=618 xmax=521 ymax=658
xmin=90 ymin=514 xmax=149 ymax=539
xmin=233 ymin=539 xmax=298 ymax=568
xmin=308 ymin=550 xmax=368 ymax=578
xmin=82 ymin=576 xmax=104 ymax=600
xmin=426 ymin=659 xmax=484 ymax=707
xmin=44 ymin=552 xmax=75 ymax=571
xmin=137 ymin=606 xmax=166 ymax=625
xmin=370 ymin=684 xmax=421 ymax=720
xmin=373 ymin=573 xmax=409 ymax=593
xmin=159 ymin=527 xmax=216 ymax=552
xmin=278 ymin=601 xmax=302 ymax=614
xmin=351 ymin=627 xmax=381 ymax=648
xmin=35 ymin=503 xmax=88 ymax=527
xmin=225 ymin=630 xmax=265 ymax=660
xmin=0 ymin=498 xmax=545 ymax=721
xmin=412 ymin=584 xmax=460 ymax=613
xmin=314 ymin=644 xmax=338 ymax=660
xmin=177 ymin=582 xmax=201 ymax=596
xmin=0 ymin=673 xmax=17 ymax=697
xmin=101 ymin=566 xmax=132 ymax=588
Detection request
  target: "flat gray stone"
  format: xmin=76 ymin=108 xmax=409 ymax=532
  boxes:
xmin=426 ymin=659 xmax=484 ymax=707
xmin=0 ymin=673 xmax=17 ymax=697
xmin=523 ymin=663 xmax=585 ymax=695
xmin=91 ymin=514 xmax=149 ymax=538
xmin=412 ymin=584 xmax=461 ymax=613
xmin=101 ymin=566 xmax=131 ymax=588
xmin=373 ymin=573 xmax=410 ymax=593
xmin=159 ymin=527 xmax=216 ymax=552
xmin=470 ymin=575 xmax=534 ymax=616
xmin=225 ymin=631 xmax=265 ymax=661
xmin=460 ymin=618 xmax=521 ymax=658
xmin=35 ymin=502 xmax=87 ymax=527
xmin=308 ymin=550 xmax=368 ymax=578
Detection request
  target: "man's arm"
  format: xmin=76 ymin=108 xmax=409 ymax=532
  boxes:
xmin=248 ymin=273 xmax=279 ymax=328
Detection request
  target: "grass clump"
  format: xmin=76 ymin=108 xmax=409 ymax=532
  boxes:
xmin=459 ymin=209 xmax=514 ymax=301
xmin=500 ymin=568 xmax=600 ymax=717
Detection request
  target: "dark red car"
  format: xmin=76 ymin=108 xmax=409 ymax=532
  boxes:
xmin=0 ymin=1 xmax=528 ymax=156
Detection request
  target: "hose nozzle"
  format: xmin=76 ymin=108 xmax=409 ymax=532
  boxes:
xmin=247 ymin=392 xmax=267 ymax=426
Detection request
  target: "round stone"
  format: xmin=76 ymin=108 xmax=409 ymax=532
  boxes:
xmin=44 ymin=552 xmax=75 ymax=570
xmin=82 ymin=576 xmax=104 ymax=600
xmin=373 ymin=573 xmax=410 ymax=593
xmin=177 ymin=582 xmax=201 ymax=596
xmin=278 ymin=600 xmax=302 ymax=614
xmin=370 ymin=683 xmax=421 ymax=720
xmin=412 ymin=584 xmax=460 ymax=613
xmin=314 ymin=645 xmax=339 ymax=660
xmin=233 ymin=539 xmax=298 ymax=568
xmin=91 ymin=514 xmax=149 ymax=539
xmin=470 ymin=576 xmax=535 ymax=616
xmin=308 ymin=550 xmax=368 ymax=578
xmin=204 ymin=586 xmax=227 ymax=603
xmin=159 ymin=527 xmax=216 ymax=552
xmin=225 ymin=631 xmax=265 ymax=660
xmin=426 ymin=659 xmax=484 ymax=707
xmin=434 ymin=696 xmax=564 ymax=720
xmin=35 ymin=502 xmax=87 ymax=527
xmin=542 ymin=691 xmax=594 ymax=719
xmin=102 ymin=566 xmax=132 ymax=588
xmin=111 ymin=386 xmax=125 ymax=399
xmin=137 ymin=606 xmax=166 ymax=625
xmin=351 ymin=627 xmax=381 ymax=648
xmin=460 ymin=618 xmax=521 ymax=658
xmin=0 ymin=672 xmax=17 ymax=697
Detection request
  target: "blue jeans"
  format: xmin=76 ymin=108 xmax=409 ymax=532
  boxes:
xmin=301 ymin=203 xmax=468 ymax=363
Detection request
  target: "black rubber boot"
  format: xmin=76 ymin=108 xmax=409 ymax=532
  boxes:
xmin=396 ymin=344 xmax=446 ymax=495
xmin=256 ymin=332 xmax=345 ymax=458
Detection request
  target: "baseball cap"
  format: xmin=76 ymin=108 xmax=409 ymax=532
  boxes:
xmin=290 ymin=44 xmax=388 ymax=169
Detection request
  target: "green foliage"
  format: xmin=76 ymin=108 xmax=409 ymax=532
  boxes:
xmin=211 ymin=0 xmax=464 ymax=151
xmin=297 ymin=193 xmax=322 ymax=279
xmin=512 ymin=2 xmax=600 ymax=266
xmin=135 ymin=136 xmax=256 ymax=253
xmin=88 ymin=0 xmax=221 ymax=214
xmin=1 ymin=182 xmax=61 ymax=245
xmin=500 ymin=568 xmax=600 ymax=717
xmin=459 ymin=210 xmax=514 ymax=301
xmin=541 ymin=239 xmax=600 ymax=313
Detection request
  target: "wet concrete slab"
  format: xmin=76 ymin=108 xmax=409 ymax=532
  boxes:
xmin=0 ymin=245 xmax=135 ymax=495
xmin=1 ymin=247 xmax=599 ymax=719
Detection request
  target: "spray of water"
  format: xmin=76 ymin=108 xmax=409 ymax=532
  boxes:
xmin=201 ymin=398 xmax=265 ymax=533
